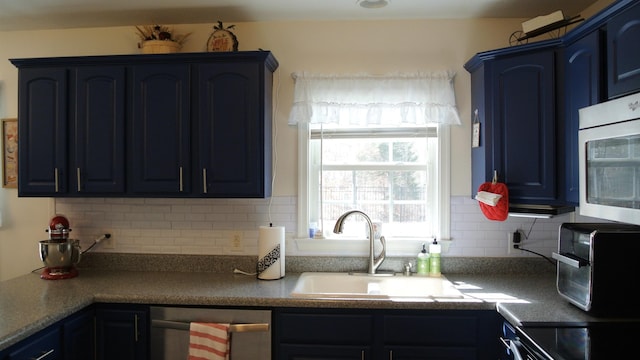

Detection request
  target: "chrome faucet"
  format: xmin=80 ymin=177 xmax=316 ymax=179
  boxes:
xmin=333 ymin=210 xmax=386 ymax=275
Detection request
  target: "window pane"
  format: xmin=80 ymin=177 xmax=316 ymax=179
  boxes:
xmin=321 ymin=169 xmax=431 ymax=238
xmin=309 ymin=125 xmax=438 ymax=240
xmin=321 ymin=138 xmax=428 ymax=165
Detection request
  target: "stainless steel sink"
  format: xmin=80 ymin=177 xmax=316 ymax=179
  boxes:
xmin=290 ymin=272 xmax=464 ymax=300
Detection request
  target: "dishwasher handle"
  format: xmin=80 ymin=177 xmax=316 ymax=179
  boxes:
xmin=151 ymin=319 xmax=269 ymax=333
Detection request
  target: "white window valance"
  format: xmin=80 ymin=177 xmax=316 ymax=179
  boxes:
xmin=287 ymin=71 xmax=461 ymax=126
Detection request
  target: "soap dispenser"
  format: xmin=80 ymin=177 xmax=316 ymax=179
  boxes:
xmin=416 ymin=243 xmax=430 ymax=275
xmin=429 ymin=238 xmax=441 ymax=277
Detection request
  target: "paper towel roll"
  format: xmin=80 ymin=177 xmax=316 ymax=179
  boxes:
xmin=257 ymin=226 xmax=285 ymax=280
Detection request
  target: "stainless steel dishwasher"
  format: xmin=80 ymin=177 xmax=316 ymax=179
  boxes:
xmin=150 ymin=306 xmax=271 ymax=360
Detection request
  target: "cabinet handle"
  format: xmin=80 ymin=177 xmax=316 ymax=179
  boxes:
xmin=31 ymin=349 xmax=54 ymax=360
xmin=76 ymin=168 xmax=81 ymax=192
xmin=54 ymin=168 xmax=59 ymax=192
xmin=94 ymin=316 xmax=97 ymax=360
xmin=134 ymin=314 xmax=139 ymax=342
xmin=202 ymin=168 xmax=208 ymax=194
xmin=179 ymin=167 xmax=184 ymax=192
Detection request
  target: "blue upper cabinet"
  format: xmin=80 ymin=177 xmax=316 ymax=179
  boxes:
xmin=73 ymin=66 xmax=126 ymax=194
xmin=606 ymin=0 xmax=640 ymax=99
xmin=560 ymin=31 xmax=603 ymax=205
xmin=466 ymin=0 xmax=640 ymax=210
xmin=491 ymin=51 xmax=557 ymax=203
xmin=129 ymin=63 xmax=191 ymax=195
xmin=16 ymin=66 xmax=126 ymax=197
xmin=466 ymin=45 xmax=559 ymax=206
xmin=16 ymin=67 xmax=68 ymax=196
xmin=11 ymin=51 xmax=278 ymax=198
xmin=194 ymin=61 xmax=272 ymax=198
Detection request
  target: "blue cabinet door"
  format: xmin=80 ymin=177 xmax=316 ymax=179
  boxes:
xmin=7 ymin=326 xmax=61 ymax=360
xmin=195 ymin=62 xmax=271 ymax=198
xmin=561 ymin=31 xmax=602 ymax=205
xmin=490 ymin=50 xmax=557 ymax=203
xmin=95 ymin=305 xmax=148 ymax=360
xmin=275 ymin=309 xmax=499 ymax=360
xmin=385 ymin=347 xmax=476 ymax=360
xmin=469 ymin=49 xmax=557 ymax=204
xmin=17 ymin=68 xmax=68 ymax=195
xmin=63 ymin=307 xmax=95 ymax=360
xmin=129 ymin=64 xmax=191 ymax=194
xmin=72 ymin=66 xmax=126 ymax=194
xmin=607 ymin=0 xmax=640 ymax=98
xmin=279 ymin=345 xmax=371 ymax=359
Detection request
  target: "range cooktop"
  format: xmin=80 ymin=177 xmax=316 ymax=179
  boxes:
xmin=517 ymin=322 xmax=640 ymax=359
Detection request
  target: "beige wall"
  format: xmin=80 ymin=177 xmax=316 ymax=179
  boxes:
xmin=0 ymin=0 xmax=615 ymax=280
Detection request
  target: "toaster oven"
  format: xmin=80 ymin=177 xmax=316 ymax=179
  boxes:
xmin=552 ymin=222 xmax=640 ymax=315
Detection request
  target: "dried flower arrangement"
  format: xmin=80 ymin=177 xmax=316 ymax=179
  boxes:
xmin=135 ymin=25 xmax=192 ymax=53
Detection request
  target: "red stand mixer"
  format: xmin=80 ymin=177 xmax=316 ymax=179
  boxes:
xmin=39 ymin=215 xmax=81 ymax=280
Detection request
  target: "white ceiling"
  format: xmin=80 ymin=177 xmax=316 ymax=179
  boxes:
xmin=0 ymin=0 xmax=600 ymax=32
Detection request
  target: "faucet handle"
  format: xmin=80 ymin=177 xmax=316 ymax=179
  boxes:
xmin=403 ymin=262 xmax=412 ymax=276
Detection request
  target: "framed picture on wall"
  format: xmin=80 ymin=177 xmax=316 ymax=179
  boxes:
xmin=2 ymin=118 xmax=17 ymax=188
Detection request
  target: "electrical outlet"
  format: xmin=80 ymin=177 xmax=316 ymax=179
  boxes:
xmin=230 ymin=231 xmax=243 ymax=251
xmin=507 ymin=232 xmax=515 ymax=254
xmin=507 ymin=230 xmax=523 ymax=254
xmin=102 ymin=234 xmax=115 ymax=249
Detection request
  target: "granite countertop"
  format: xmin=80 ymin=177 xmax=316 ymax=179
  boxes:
xmin=0 ymin=257 xmax=619 ymax=352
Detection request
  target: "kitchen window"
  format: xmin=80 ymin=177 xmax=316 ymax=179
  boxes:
xmin=288 ymin=72 xmax=460 ymax=255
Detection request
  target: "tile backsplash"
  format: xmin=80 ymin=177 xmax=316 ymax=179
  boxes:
xmin=56 ymin=196 xmax=577 ymax=258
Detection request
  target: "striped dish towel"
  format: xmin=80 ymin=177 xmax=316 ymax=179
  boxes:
xmin=188 ymin=322 xmax=231 ymax=360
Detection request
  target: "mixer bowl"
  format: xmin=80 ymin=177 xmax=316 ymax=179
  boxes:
xmin=39 ymin=239 xmax=81 ymax=268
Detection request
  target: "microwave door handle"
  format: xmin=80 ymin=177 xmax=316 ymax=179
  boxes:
xmin=552 ymin=252 xmax=590 ymax=268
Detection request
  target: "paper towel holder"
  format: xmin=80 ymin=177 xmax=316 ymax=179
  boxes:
xmin=257 ymin=224 xmax=285 ymax=280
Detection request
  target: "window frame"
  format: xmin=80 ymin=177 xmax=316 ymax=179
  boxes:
xmin=295 ymin=122 xmax=452 ymax=256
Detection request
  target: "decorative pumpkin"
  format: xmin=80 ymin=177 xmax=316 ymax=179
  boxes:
xmin=207 ymin=21 xmax=238 ymax=52
xmin=477 ymin=179 xmax=509 ymax=221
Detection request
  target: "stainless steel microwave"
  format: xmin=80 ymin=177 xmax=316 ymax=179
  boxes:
xmin=578 ymin=92 xmax=640 ymax=225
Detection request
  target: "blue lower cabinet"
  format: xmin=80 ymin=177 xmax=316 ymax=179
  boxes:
xmin=386 ymin=347 xmax=476 ymax=360
xmin=1 ymin=307 xmax=96 ymax=360
xmin=62 ymin=308 xmax=95 ymax=360
xmin=279 ymin=345 xmax=372 ymax=359
xmin=274 ymin=309 xmax=500 ymax=360
xmin=95 ymin=304 xmax=149 ymax=360
xmin=6 ymin=327 xmax=61 ymax=360
xmin=0 ymin=304 xmax=149 ymax=360
xmin=276 ymin=311 xmax=374 ymax=359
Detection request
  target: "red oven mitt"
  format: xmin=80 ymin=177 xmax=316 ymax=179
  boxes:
xmin=476 ymin=181 xmax=509 ymax=221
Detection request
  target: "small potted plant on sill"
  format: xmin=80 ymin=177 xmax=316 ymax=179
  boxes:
xmin=135 ymin=25 xmax=192 ymax=54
